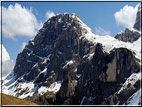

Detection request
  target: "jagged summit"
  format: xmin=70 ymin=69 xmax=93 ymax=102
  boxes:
xmin=50 ymin=13 xmax=79 ymax=19
xmin=35 ymin=13 xmax=91 ymax=41
xmin=45 ymin=13 xmax=79 ymax=25
xmin=115 ymin=28 xmax=140 ymax=43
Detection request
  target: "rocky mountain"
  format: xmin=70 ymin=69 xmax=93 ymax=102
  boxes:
xmin=115 ymin=4 xmax=141 ymax=43
xmin=2 ymin=13 xmax=141 ymax=105
xmin=114 ymin=28 xmax=140 ymax=43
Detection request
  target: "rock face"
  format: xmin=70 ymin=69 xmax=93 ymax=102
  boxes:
xmin=2 ymin=13 xmax=141 ymax=105
xmin=14 ymin=13 xmax=93 ymax=82
xmin=77 ymin=47 xmax=140 ymax=105
xmin=115 ymin=28 xmax=140 ymax=43
xmin=133 ymin=4 xmax=141 ymax=31
xmin=55 ymin=44 xmax=140 ymax=105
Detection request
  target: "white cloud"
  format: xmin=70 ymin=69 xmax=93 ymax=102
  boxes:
xmin=20 ymin=42 xmax=26 ymax=52
xmin=2 ymin=3 xmax=43 ymax=39
xmin=0 ymin=45 xmax=15 ymax=77
xmin=94 ymin=27 xmax=111 ymax=36
xmin=45 ymin=11 xmax=55 ymax=20
xmin=114 ymin=4 xmax=139 ymax=29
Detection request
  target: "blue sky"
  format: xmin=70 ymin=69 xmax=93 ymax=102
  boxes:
xmin=1 ymin=1 xmax=140 ymax=65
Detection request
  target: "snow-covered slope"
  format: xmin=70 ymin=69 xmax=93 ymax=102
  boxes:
xmin=117 ymin=72 xmax=141 ymax=94
xmin=75 ymin=15 xmax=141 ymax=60
xmin=77 ymin=16 xmax=141 ymax=63
xmin=2 ymin=69 xmax=62 ymax=98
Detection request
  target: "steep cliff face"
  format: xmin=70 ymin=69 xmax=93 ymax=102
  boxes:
xmin=55 ymin=44 xmax=140 ymax=105
xmin=2 ymin=13 xmax=141 ymax=105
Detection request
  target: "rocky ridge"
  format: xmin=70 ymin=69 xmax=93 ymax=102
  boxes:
xmin=115 ymin=28 xmax=140 ymax=43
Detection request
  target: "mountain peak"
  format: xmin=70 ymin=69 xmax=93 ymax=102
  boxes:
xmin=115 ymin=28 xmax=140 ymax=43
xmin=43 ymin=13 xmax=80 ymax=28
xmin=12 ymin=12 xmax=95 ymax=80
xmin=48 ymin=13 xmax=79 ymax=21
